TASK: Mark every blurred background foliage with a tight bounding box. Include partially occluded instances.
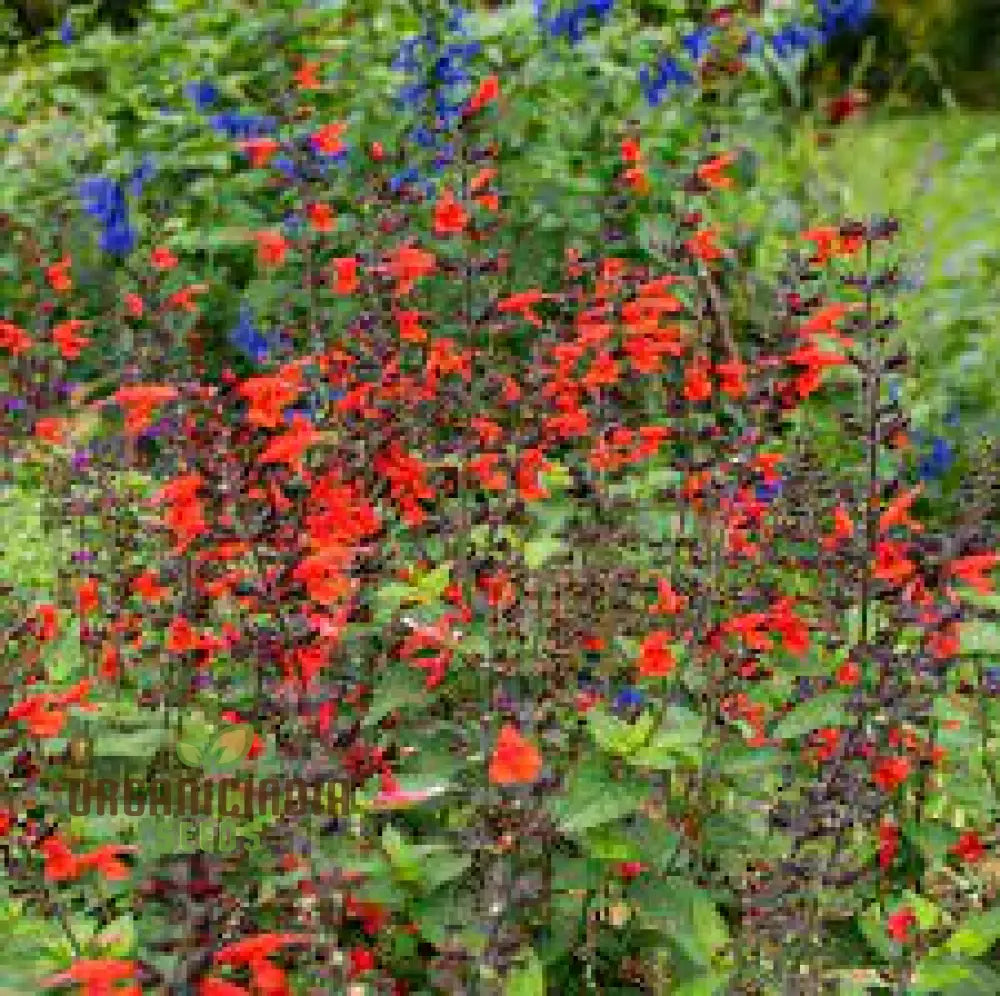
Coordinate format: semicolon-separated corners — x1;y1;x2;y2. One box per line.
3;0;998;109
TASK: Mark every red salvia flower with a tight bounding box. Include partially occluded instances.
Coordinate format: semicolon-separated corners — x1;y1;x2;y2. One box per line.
488;724;542;785
46;255;73;292
951;831;986;864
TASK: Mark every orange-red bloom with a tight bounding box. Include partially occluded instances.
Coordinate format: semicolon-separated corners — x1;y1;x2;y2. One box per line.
638;630;677;677
488;724;542;785
52;319;92;360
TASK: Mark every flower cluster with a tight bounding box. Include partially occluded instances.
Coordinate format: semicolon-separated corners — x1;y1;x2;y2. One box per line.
638;0;875;106
535;0;616;45
78;176;137;256
391;3;480;194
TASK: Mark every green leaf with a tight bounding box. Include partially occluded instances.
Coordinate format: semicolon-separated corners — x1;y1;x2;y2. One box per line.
946;906;1000;958
769;691;850;741
47;619;83;683
362;667;429;729
633;878;729;967
550;760;649;834
672;970;734;996
911;956;1000;994
419;850;472;892
523;535;565;570
415;562;451;601
587;705;656;757
504;947;544;996
628;705;703;767
381;824;423;884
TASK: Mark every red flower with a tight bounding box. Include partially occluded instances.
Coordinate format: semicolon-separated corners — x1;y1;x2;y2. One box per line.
240;138;280;168
34;602;60;642
878;820;899;871
330;256;359;295
872;755;911;793
214;934;310;969
696;152;736;190
41;835;80;881
254;231;289;267
466;74;499;114
380;244;436;297
165;283;209;312
114;383;179;435
199;980;249;996
150;246;178;270
305;202;335;233
488;724;542;785
46;255;73;292
77;843;136;881
638;630;677;678
947;552;999;595
497;289;553;328
683;358;713;403
886;906;917;944
836;659;861;687
52;319;92;360
310;122;347;156
617;861;647;880
132;571;169;603
124;292;145;318
0;318;33;355
43;957;138;995
649;578;687;616
878;483;924;535
76;577;100;615
684;227;723;262
348;947;377;978
36;416;70;446
951;831;986;864
433;186;468;236
294;60;322;90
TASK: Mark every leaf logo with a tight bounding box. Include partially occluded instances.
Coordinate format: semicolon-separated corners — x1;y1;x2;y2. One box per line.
176;724;256;771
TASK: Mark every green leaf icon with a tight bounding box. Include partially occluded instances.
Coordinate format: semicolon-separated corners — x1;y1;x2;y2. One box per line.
176;739;204;768
204;724;255;770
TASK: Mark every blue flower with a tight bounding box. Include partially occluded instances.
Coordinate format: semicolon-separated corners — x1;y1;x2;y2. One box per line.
985;667;1000;696
59;17;73;44
98;217;137;256
79;177;136;256
186;80;219;112
209;112;276;140
740;30;765;57
816;0;873;39
229;306;273;364
538;0;615;42
755;479;783;503
80;176;126;220
770;24;822;59
613;687;644;711
682;26;715;64
390;167;421;193
639;56;693;107
128;155;156;197
918;436;954;481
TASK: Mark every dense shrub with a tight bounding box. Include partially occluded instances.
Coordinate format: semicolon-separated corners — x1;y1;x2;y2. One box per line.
1;2;998;993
